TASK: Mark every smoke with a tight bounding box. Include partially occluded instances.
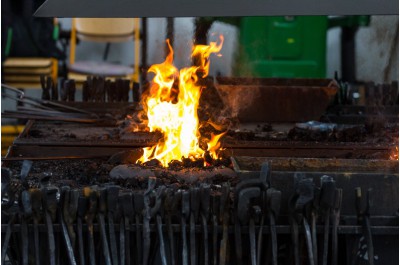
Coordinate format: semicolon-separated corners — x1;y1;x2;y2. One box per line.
215;85;260;119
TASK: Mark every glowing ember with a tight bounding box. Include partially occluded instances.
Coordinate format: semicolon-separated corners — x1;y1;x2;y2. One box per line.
390;146;398;161
138;36;224;167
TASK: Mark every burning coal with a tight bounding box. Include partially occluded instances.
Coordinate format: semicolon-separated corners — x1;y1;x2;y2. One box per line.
138;35;225;167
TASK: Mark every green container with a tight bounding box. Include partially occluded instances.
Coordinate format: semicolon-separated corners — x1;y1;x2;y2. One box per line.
232;16;328;78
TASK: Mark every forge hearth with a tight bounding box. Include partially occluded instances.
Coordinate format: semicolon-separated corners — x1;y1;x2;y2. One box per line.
1;76;398;265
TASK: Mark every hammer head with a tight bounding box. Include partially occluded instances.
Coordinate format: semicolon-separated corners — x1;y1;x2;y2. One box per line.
237;187;261;224
106;185;120;214
267;188;281;217
181;190;191;220
119;191;134;218
294;177;314;212
77;196;88;218
133;191;145;217
97;187;108;213
200;184;211;220
320;175;336;209
30;188;43;219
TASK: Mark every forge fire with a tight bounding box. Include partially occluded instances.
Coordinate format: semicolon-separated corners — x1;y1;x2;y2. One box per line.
138;36;225;167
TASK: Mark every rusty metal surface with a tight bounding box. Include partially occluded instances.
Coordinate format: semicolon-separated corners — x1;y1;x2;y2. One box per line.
215;77;338;122
233;156;399;173
10;120;394;160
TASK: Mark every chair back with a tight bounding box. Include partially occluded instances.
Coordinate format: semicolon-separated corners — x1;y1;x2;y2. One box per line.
69;18;140;82
74;18;136;42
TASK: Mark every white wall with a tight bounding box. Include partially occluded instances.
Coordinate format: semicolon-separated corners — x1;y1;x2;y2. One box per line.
356;16;399;83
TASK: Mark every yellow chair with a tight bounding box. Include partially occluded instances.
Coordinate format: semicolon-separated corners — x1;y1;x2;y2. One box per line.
2;57;58;89
69;18;141;86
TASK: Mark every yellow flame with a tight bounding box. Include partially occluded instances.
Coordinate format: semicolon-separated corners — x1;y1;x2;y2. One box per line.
207;131;227;159
138;36;224;167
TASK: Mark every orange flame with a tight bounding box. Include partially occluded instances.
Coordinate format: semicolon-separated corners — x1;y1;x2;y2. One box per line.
138;36;224;167
207;131;227;159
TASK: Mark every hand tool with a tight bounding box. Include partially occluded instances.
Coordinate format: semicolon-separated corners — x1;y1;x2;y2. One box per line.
1;205;17;265
267;188;281;265
133;191;145;265
219;183;230;265
107;185;120;265
235;165;270;265
250;205;261;265
40;75;51;100
237;187;261;265
84;187;98;265
60;79;68;101
46;76;55;100
289;173;314;265
256;190;267;265
181;190;190;265
1;168;13;210
234;211;243;265
116;79;123;102
82;80;90;102
97;77;106;102
109;82;117;102
77;195;88;265
20;190;32;265
352;187;375;265
30;189;43;265
363;189;374;265
58;78;66;101
153;187;167;265
297;177;315;265
132;82;140;102
67;79;76;102
190;187;200;265
123;80;130;102
164;188;179;265
200;185;211;265
331;188;342;265
2;83;99;117
119;191;134;265
97;187;113;265
119;210;125;265
86;76;94;101
320;175;336;265
211;193;220;265
311;186;320;265
302;216;314;265
62;79;75;101
143;184;167;265
104;80;111;102
255;163;273;265
20;160;33;182
63;188;79;249
51;77;58;100
143;177;157;265
42;186;58;265
59;187;77;265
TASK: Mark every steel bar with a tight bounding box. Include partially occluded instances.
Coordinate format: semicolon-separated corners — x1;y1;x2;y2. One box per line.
1;214;16;265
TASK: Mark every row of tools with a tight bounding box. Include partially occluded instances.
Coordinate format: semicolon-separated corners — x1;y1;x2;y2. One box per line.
1;163;375;265
2;75;139;104
2;77;140;124
39;76;140;103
